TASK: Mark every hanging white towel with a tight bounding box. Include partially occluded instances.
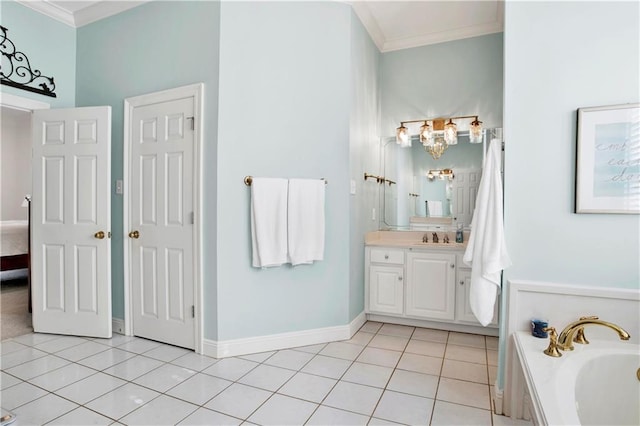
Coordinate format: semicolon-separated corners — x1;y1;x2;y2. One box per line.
251;177;289;268
287;179;325;266
463;139;512;326
427;200;443;217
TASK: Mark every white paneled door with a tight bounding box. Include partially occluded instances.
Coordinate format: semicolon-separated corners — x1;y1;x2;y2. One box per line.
128;96;195;349
31;107;112;338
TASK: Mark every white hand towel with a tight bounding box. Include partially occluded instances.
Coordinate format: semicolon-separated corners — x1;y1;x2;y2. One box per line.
251;177;289;268
287;179;325;266
463;139;512;326
428;200;443;217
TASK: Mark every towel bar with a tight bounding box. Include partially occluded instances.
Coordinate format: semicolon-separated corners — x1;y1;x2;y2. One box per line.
244;176;327;186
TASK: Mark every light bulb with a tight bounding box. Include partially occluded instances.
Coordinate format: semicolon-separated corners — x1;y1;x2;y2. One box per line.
396;125;409;146
469;117;483;144
420;122;433;146
444;119;457;145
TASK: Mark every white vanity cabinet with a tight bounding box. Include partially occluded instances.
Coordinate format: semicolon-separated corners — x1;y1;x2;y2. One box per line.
405;251;456;321
367;248;404;315
365;244;498;334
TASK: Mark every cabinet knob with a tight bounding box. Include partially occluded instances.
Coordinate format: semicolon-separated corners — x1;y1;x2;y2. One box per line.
398;276;403;281
460;280;464;285
450;263;455;269
384;254;389;259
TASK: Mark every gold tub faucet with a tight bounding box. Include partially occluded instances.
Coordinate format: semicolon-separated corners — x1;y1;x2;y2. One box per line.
557;316;630;351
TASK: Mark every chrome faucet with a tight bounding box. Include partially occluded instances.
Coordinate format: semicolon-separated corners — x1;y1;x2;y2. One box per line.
422;233;428;243
557;316;630;351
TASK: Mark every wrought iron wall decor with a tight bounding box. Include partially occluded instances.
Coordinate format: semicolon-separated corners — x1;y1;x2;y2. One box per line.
0;26;57;98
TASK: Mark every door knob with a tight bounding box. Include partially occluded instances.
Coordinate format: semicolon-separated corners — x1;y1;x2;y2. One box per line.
94;231;105;239
129;230;140;239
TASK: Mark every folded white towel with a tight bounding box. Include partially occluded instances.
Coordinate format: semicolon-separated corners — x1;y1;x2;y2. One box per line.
463;139;512;326
428;200;443;217
251;177;289;268
287;179;325;266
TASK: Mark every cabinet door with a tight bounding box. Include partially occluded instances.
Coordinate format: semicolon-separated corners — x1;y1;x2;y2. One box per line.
369;265;404;315
456;268;499;326
405;252;455;320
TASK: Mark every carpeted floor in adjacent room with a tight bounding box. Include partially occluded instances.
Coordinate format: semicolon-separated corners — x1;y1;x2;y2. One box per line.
1;277;32;340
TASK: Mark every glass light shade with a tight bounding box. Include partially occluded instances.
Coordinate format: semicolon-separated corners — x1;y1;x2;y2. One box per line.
396;125;409;146
469;118;483;144
444;120;457;145
420;122;433;146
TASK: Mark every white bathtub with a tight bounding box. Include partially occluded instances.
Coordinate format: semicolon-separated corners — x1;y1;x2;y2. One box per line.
513;331;640;425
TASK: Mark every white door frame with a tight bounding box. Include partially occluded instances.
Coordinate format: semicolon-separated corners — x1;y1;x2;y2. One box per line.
123;83;204;353
1;92;50;111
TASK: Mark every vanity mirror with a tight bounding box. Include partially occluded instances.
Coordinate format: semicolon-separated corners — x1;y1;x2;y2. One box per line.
383;129;502;229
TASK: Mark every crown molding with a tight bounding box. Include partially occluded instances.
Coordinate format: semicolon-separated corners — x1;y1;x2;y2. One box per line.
15;0;150;28
349;1;385;52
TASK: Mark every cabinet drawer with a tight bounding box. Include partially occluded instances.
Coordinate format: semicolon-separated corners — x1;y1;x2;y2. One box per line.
370;248;404;264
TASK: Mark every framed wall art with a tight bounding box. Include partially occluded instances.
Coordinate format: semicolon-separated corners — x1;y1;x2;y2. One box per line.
575;103;639;214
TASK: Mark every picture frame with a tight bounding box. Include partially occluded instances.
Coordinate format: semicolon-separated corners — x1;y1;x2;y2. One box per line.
575;103;639;214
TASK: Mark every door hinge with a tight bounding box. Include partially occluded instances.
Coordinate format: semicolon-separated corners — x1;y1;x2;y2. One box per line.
187;116;195;130
190;211;194;224
191;305;195;318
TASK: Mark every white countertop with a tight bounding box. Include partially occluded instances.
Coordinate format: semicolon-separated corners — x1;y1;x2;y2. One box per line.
365;230;468;250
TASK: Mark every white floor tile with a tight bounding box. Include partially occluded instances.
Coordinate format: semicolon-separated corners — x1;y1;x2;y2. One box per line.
277;371;337;403
12;393;78;425
102;355;164;381
405;339;446;358
373;390;434;425
344;331;375;346
238;351;275;363
33;335;88;353
448;332;486;349
368;334;409;351
0;346;48;369
319;341;365;361
248;394;317;425
85;382;160;420
342;361;393;388
359;321;383;333
178;407;241;425
91;334;136;347
170;352;218;371
306;405;369;426
300;354;352;379
133;363;196;393
0;381;48;410
167;373;232;405
115;338;162;354
368;417;403;425
292;343;327;354
5;354;69;380
143;344;191;362
412;328;449;343
76;347;137;371
263;349;314;370
204;383;272;419
436;377;491;410
378;323;414;337
431;400;492;425
386;369;439;398
202;357;258;381
29;362;95;391
444;344;487;365
356;347;401;368
492;412;534;426
119;394;198;426
54;340;110;362
56;372;127;405
237;364;295;391
323;381;383;416
46;406;113;425
441;359;489;384
10;332;60;347
0;341;28;355
0;371;22;390
397;352;443;375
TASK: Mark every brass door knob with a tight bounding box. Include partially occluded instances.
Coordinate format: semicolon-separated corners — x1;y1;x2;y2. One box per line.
129;230;140;239
94;231;105;239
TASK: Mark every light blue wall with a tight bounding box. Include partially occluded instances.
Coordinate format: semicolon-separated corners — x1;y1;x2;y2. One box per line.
499;0;640;389
75;1;221;327
381;33;504;138
216;1;352;340
0;0;76;107
349;10;381;320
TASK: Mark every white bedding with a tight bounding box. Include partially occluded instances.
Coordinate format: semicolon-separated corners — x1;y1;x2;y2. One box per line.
1;221;28;257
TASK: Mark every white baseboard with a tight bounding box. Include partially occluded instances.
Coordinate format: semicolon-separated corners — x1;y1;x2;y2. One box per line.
494;385;504;415
203;312;366;359
112;318;125;335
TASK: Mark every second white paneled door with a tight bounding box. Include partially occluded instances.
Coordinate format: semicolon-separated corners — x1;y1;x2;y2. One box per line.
127;90;198;350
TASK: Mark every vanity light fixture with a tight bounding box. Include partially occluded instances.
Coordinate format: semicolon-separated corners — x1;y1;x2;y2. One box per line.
395;115;483;159
427;168;455;181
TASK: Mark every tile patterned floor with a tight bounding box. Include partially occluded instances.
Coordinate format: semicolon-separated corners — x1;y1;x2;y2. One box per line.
0;321;533;425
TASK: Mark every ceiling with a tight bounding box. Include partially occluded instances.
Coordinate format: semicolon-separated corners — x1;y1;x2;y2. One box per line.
17;0;504;52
